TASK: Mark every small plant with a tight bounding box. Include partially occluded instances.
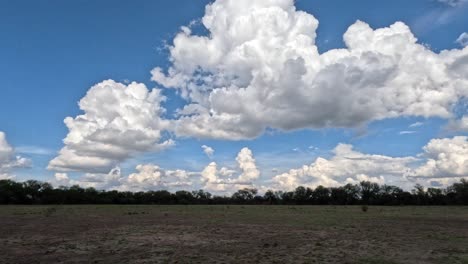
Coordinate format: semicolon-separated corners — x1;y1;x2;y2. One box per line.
361;204;369;212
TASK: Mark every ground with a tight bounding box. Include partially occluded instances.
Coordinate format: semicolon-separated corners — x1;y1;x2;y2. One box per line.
0;205;467;264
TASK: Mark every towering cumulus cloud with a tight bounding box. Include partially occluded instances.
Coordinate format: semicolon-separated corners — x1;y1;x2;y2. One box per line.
48;80;173;173
0;131;30;179
201;147;259;192
152;0;468;139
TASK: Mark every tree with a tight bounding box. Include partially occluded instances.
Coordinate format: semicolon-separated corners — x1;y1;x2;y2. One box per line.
263;190;277;204
293;186;312;204
175;190;194;204
232;188;258;203
412;184;426;205
312;185;330;205
451;179;468;205
360;181;380;205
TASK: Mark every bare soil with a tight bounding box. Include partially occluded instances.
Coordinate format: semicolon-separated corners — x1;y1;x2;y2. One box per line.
1;205;467;263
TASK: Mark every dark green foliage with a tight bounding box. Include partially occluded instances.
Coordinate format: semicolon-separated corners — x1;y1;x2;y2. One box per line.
0;179;467;205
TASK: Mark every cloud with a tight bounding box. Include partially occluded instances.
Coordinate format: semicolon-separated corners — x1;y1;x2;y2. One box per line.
152;0;468;140
446;116;468;131
399;131;417;135
236;147;260;182
48;80;174;173
345;174;385;185
201;147;260;192
409;122;424;128
53;165;194;191
456;32;468;47
16;146;54;156
50;137;467;193
0;131;31;179
410;136;468;179
271;136;467;192
123;164;193;191
201;145;215;158
438;0;468;7
271;143;416;191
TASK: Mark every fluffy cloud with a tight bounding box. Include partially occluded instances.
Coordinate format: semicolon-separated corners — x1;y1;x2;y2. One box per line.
0;131;30;179
201;145;215;158
446;116;468;131
123;164;193;191
50;138;467;193
236;147;260;182
271;143;416;191
48;80;173;173
456;32;468;47
152;0;468;140
53;165;194;191
410;136;468;179
201;147;260;192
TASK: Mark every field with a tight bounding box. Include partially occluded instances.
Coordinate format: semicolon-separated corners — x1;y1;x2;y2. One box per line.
1;205;467;264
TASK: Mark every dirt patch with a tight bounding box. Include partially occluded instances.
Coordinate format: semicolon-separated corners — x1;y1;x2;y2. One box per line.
0;205;467;263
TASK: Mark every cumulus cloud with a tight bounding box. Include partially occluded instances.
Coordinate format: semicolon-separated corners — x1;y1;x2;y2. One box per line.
123;164;193;191
50;138;468;193
201;147;260;192
456;32;468;47
0;131;30;179
48;80;174;173
446;116;468;131
271;143;416;191
151;0;468;140
410;136;468;179
53;164;194;191
201;145;215;158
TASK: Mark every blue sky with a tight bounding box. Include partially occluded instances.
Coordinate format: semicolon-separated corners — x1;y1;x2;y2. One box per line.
1;0;467;192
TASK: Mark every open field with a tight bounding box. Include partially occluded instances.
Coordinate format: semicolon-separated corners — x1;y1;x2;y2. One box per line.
1;205;468;264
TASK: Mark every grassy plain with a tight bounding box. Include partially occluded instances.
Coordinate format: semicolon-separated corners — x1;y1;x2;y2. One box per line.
1;205;467;263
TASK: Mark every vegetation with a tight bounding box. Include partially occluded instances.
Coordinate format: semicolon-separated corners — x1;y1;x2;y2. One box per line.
0;178;467;205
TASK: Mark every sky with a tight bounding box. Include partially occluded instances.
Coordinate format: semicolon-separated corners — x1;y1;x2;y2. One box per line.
0;0;467;194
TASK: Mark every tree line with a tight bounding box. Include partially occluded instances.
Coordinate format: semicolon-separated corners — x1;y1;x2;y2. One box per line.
0;179;467;205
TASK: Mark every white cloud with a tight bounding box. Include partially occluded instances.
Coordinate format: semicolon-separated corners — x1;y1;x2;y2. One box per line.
271;143;416;191
53;164;194;191
152;0;468;140
201;147;260;192
409;122;424;128
0;131;31;179
201;145;215;158
456;32;468;47
50;138;468;192
48;80;174;173
399;130;417;135
410;136;468;179
236;147;260;182
446;115;468;131
122;164;193;191
438;0;468;7
16;146;54;156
